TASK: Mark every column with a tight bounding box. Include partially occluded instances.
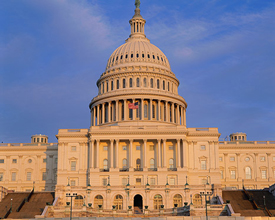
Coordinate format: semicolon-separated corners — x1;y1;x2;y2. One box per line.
158;100;161;121
129;139;133;168
177;139;181;168
163;139;167;168
209;141;214;170
188;141;193;169
115;139;119;168
177;105;180;124
182;140;188;168
143;139;147;168
108;102;111;123
157;139;161;168
115;100;119;121
254;153;258;180
236;153;240;180
224;153;228;180
96;140;100;168
102;103;105;123
93;107;96;126
90;140;94;168
124;99;127;120
267;153;272;180
165;101;168;122
97;105;100;125
172;103;175;123
110;139;114;168
180;106;183;125
183;108;186;126
149;99;153;120
141;99;144;120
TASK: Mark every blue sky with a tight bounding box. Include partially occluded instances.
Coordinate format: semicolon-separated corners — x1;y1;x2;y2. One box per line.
0;0;274;143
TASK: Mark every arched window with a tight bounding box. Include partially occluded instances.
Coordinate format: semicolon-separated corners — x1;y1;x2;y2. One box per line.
111;81;114;90
74;195;83;207
168;82;170;91
136;158;141;169
173;194;182;207
122;159;127;169
169;158;174;168
106;81;109;92
129;78;132;87
157;79;160;89
163;81;165;90
117;80;119;89
102;83;104;93
153;194;163;209
152;104;155;118
150;78;153;88
245;167;252;179
123;79;126;88
114;195;123;210
150;158;155;168
136;78;140;87
144;104;148;118
103;159;108;170
193;194;202;206
144;78;147;87
94;195;103;208
122;102;124;120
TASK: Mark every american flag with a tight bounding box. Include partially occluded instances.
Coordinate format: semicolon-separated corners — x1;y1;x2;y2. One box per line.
128;102;139;109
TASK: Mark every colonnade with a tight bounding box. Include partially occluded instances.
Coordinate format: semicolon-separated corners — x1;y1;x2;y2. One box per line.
91;98;186;126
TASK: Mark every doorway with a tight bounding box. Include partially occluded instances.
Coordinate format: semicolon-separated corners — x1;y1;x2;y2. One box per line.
134;194;143;213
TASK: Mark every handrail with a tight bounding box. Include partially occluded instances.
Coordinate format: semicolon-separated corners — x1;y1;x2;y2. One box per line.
26;188;34;202
264;207;272;217
16;198;26;212
3;207;11;218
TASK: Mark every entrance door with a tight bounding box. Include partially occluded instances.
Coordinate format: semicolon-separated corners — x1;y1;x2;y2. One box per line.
134;194;143;213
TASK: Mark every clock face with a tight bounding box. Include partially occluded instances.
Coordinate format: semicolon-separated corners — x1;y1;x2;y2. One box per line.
245;157;250;162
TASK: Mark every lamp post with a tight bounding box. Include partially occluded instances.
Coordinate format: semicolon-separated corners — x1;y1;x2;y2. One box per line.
66;193;77;220
10;198;13;213
200;191;213;220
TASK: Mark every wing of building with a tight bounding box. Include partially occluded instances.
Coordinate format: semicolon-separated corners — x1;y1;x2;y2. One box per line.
0;2;275;218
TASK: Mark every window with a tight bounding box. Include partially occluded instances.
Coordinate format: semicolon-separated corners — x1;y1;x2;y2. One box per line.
168;82;170;91
71;161;76;171
11;172;16;181
114;195;123;210
153;194;163;209
122;146;127;151
163;81;165;90
245;167;252;179
150;159;155;168
123;79;126;88
26;172;32;181
12;159;17;163
103;159;108;169
169;146;173;150
144;104;148;118
143;78;147;87
131;53;133;58
122;178;127;186
136;159;141;169
260;156;266;161
136;53;139;58
103;146;108;151
245;157;250;162
220;170;224;179
150;178;155;185
117;79;119;89
261;170;267;179
219;157;223;162
122;159;127;168
201;160;206;170
193;194;202;206
102;178;107;186
136;146;140;150
102;83;104;93
75;195;83;207
149;145;154;151
170;178;175;185
106;82;109;92
150;78;153;88
157;79;159;89
136;178;141;185
129;78;132;87
71;146;76;151
28;159;32;163
94;195;103;208
152;104;156;118
230;170;236;179
111;81;114;90
42;172;47;181
169;158;174;168
173;194;182;207
136;78;140;87
43;158;47;163
0;173;3;181
71;180;76;186
200;145;206;150
230;157;235;162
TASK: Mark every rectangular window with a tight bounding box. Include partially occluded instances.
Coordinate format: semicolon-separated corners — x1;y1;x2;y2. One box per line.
0;173;3;181
117;80;119;89
136;146;140;150
122;146;127;151
11;172;16;181
201;160;206;170
220;170;224;179
0;159;4;163
260;156;266;161
111;81;114;90
12;159;17;163
169;146;173;150
150;178;155;185
230;157;235;162
103;146;108;151
122;178;127;186
230;170;236;179
71;180;76;186
43;158;47;163
170;178;175;185
136;178;141;185
219;157;223;162
71;146;76;151
71;161;76;171
42;172;47;181
26;172;32;181
261;170;267;179
102;178;107;186
200;145;206;150
149;145;154;151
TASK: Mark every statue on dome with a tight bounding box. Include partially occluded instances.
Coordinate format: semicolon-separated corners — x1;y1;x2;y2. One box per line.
135;0;140;8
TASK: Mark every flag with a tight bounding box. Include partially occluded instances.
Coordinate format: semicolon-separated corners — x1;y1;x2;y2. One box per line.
128;102;139;109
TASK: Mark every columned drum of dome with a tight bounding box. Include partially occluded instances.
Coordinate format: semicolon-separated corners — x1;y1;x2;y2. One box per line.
89;6;187;127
